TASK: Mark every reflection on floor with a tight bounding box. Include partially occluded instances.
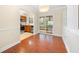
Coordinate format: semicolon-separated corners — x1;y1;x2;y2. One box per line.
20;32;33;40
2;33;67;53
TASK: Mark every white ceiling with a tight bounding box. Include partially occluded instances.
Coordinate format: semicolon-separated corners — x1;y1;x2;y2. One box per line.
19;5;66;13
30;5;66;12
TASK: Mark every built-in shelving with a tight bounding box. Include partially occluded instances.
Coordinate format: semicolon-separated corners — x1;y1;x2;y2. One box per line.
20;16;34;34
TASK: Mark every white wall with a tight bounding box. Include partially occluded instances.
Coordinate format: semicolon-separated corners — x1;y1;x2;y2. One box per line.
63;5;79;52
38;8;65;36
67;6;78;29
0;6;20;52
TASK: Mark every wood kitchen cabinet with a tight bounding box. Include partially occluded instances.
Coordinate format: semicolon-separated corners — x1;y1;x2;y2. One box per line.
24;25;33;33
20;16;26;22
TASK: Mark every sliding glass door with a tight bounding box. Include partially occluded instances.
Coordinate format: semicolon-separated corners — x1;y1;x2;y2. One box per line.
39;16;53;34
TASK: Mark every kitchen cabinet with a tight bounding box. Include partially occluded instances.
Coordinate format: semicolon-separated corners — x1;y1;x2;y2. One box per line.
24;25;33;33
20;16;26;22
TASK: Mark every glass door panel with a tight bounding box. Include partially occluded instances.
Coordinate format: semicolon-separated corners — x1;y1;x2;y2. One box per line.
39;16;53;34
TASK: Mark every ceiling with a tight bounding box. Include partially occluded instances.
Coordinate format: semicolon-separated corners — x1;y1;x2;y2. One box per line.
29;5;66;12
19;5;66;14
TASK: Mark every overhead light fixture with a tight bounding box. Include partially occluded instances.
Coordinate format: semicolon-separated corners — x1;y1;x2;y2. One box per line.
39;5;49;12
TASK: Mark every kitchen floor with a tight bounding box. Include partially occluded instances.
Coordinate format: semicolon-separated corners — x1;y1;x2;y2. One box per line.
2;33;67;53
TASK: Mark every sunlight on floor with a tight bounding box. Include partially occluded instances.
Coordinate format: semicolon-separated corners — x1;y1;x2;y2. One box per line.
20;32;33;41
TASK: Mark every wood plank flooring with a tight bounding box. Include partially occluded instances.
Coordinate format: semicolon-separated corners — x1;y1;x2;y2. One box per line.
2;33;67;53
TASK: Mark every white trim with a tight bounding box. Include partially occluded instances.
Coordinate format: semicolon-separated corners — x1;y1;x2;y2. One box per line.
62;37;70;53
0;40;20;53
38;31;62;37
62;27;70;53
53;33;62;37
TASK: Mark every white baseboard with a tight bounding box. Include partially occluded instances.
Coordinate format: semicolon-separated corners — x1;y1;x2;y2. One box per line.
0;40;20;53
62;37;70;53
53;33;62;37
38;32;62;37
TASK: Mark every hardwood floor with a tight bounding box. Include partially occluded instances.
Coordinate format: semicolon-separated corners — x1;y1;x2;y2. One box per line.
2;33;67;53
